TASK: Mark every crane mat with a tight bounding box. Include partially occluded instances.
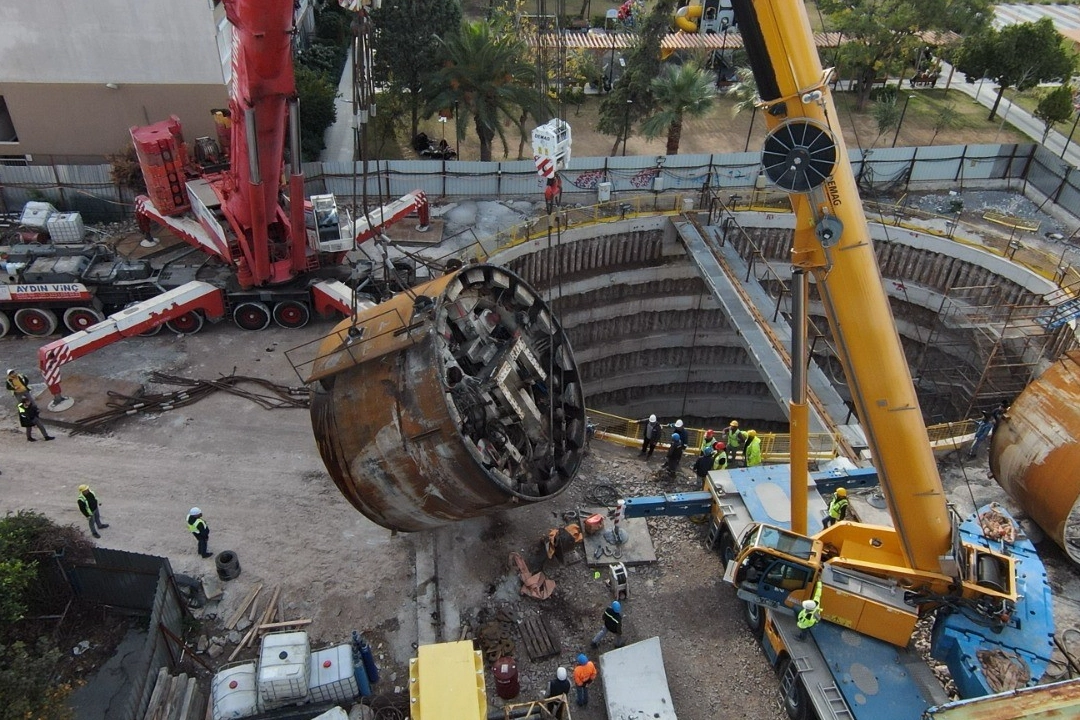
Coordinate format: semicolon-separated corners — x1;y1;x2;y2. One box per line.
518;615;559;661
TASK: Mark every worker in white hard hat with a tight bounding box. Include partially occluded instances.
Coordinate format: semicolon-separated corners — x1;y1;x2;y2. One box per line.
545;665;572;718
186;507;212;558
797;581;823;640
638;414;662;460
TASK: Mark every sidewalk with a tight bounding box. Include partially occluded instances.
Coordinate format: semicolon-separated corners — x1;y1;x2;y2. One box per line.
319;52;357;164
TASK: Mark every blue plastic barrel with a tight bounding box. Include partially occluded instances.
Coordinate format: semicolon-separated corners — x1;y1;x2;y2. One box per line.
359;635;380;684
352;631;372;696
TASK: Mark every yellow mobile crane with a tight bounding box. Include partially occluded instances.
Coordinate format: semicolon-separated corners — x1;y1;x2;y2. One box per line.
718;0;1056;717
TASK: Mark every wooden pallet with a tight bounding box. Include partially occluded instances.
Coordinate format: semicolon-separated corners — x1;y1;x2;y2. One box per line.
518;615;559;661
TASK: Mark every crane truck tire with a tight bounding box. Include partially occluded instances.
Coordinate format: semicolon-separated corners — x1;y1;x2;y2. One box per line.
0;311;9;338
232;302;271;331
272;300;310;329
14;307;59;336
990;348;1080;563
63;306;105;333
779;656;810;720
165;312;204;335
743;598;765;638
308;264;586;532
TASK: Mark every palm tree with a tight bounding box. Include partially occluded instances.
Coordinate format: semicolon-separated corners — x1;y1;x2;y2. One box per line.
426;22;547;162
640;63;717;155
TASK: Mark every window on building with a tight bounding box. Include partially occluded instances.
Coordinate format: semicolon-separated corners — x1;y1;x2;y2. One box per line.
0;97;18;143
0;155;29;167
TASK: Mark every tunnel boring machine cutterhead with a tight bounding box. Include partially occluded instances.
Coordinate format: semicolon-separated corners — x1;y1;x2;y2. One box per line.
308;264;586;532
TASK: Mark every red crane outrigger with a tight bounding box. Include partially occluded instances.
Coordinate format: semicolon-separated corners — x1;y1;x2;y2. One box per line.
39;0;429;409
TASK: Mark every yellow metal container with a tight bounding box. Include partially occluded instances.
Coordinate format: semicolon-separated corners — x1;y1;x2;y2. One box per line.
409;641;486;720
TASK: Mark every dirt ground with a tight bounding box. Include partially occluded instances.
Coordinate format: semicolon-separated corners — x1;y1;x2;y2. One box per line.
3;190;1079;719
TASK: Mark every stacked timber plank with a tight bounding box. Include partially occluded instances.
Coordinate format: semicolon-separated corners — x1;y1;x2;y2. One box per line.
226;585;312;662
142;667;205;720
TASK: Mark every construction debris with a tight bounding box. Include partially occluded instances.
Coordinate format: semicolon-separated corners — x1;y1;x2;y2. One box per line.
141;668;204;720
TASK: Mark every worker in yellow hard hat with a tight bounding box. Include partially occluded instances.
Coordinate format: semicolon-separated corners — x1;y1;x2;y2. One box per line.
725;420;746;466
823;487;849;528
77;484;108;539
744;429;762;467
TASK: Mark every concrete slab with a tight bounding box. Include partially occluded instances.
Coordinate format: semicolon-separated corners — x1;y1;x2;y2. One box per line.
600;636;678;720
37;373;145;430
389;217;445;247
580;509;656;567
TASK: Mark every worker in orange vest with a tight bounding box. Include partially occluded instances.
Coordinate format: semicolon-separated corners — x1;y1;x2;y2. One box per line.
573;653;597;707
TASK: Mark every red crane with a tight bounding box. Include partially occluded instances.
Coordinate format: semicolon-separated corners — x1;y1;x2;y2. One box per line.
38;0;429;408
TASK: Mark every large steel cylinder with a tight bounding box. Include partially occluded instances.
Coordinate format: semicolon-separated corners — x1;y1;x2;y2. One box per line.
990;349;1080;562
308;264;586;532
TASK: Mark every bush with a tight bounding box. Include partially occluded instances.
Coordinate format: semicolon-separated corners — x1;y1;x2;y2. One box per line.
870;84;898;103
0;639;75;720
295;65;338;161
108;145;148;194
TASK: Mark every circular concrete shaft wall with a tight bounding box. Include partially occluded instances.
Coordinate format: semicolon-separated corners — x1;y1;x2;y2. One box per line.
991;349;1080;563
309;264;586;532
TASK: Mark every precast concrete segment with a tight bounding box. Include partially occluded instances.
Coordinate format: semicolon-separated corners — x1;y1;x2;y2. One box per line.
309;265;586;532
991;349;1080;564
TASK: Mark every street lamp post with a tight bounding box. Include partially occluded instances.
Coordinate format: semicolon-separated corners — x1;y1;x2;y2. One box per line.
438;115;447;142
1061;109;1080;160
623;98;633;156
744;105;757;152
891;95;914;148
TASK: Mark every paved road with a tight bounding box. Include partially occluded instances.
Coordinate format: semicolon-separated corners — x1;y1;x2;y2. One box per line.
319;52;357;164
936;61;1080;168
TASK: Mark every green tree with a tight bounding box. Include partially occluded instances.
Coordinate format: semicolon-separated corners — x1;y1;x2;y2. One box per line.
370;0;463;140
597;0;676;155
929;101;962;145
426;21;546;162
818;0;992;110
0;639;74;720
1035;85;1076;143
640;63;717;154
955;18;1076;121
295;65;339;161
871;92;903;149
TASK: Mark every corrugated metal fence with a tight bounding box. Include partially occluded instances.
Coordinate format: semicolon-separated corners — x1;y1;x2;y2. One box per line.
68;549;188;720
1;143;1075;224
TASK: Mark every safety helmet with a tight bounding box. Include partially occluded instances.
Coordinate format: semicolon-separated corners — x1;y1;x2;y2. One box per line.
6;368;14;375
704;446;714;456
705;429;714;438
78;484;90;492
189;507;201;516
836;487;847;498
729;420;739;428
802;599;818;611
747;429;757;438
556;667;567;681
649;414;657;423
612;600;621;612
577;654;588;665
674;419;684;428
714;441;726;450
671;433;680;443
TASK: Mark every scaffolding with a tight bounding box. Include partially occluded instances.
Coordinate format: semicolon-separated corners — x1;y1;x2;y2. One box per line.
913;281;1078;421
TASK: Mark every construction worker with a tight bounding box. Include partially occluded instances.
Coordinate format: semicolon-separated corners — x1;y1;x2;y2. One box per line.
667;418;685;443
638;414;662;459
544;666;572;719
822;487;849;528
725;421;746;466
744;429;763;467
591;600;624;649
5;368;31;400
187;508;213;558
18;398;54;441
77;484;109;538
664;432;685;474
573;653;597;707
711;441;728;470
797;581;823;640
700;428;716;454
694;446;716;483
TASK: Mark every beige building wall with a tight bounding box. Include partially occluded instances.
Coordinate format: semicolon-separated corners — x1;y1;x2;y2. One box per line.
0;0;229;161
0;82;229;161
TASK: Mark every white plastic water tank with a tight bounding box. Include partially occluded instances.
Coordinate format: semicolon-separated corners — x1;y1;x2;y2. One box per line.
312;708;349;720
46;212;85;244
682;197;695;212
308;644;359;704
597;182;613;202
258;631;311;708
211;661;258;720
20;201;58;229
